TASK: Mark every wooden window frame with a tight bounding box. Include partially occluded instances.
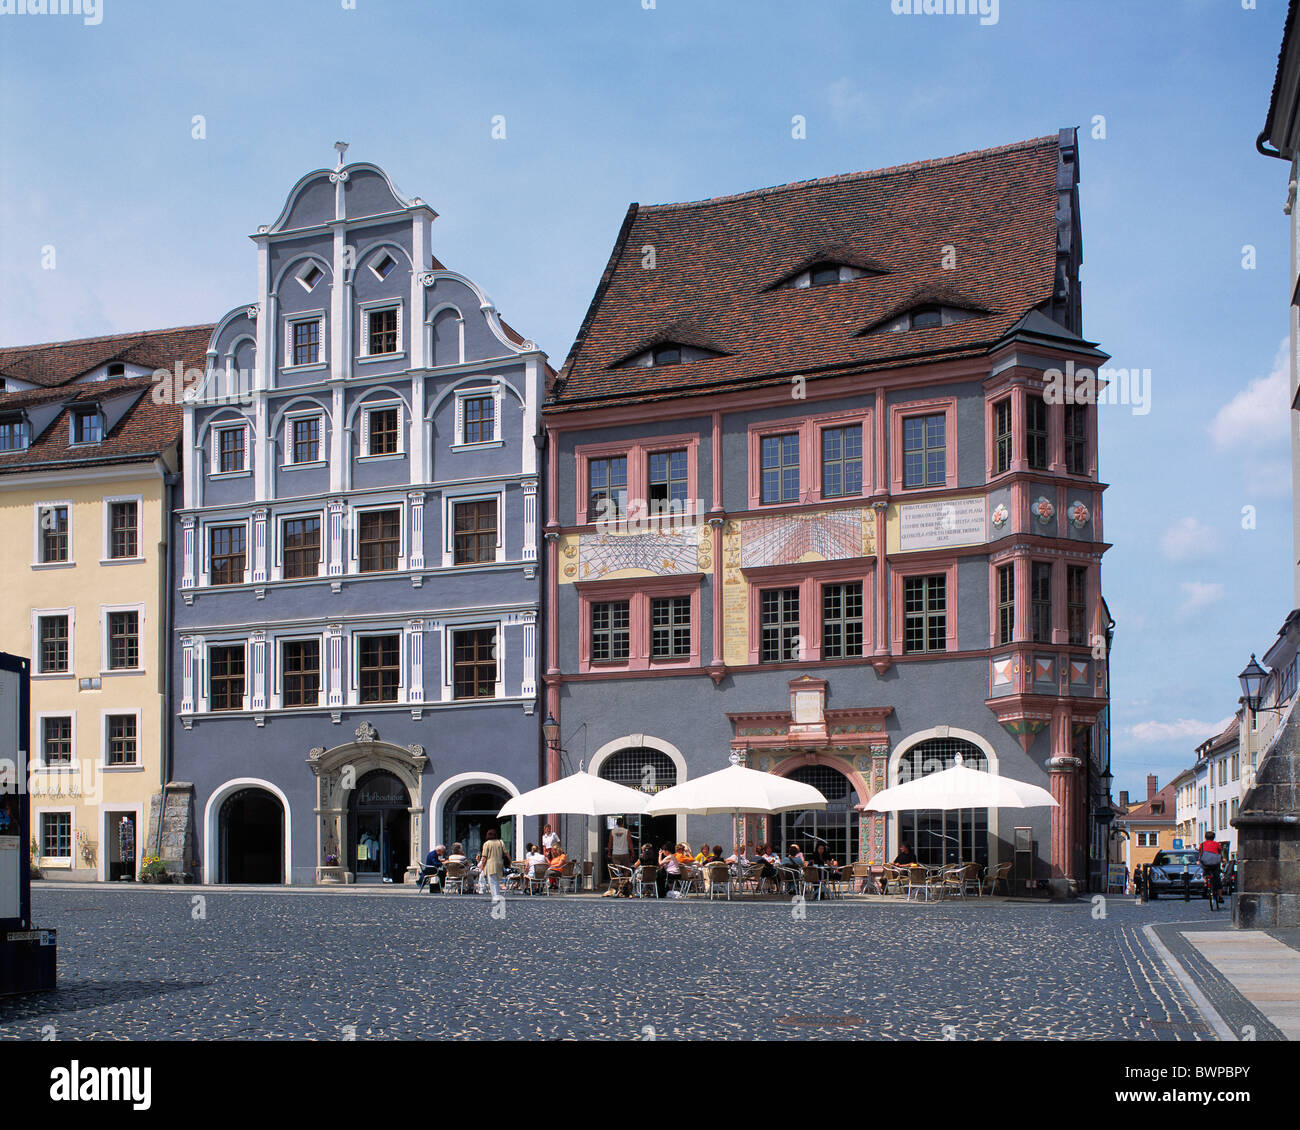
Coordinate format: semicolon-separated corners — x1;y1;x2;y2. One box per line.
576;576;702;672
889;398;957;495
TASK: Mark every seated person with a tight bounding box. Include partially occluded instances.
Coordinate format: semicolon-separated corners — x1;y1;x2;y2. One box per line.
879;841;918;894
673;842;693;867
447;842;468;865
525;843;547;870
547;844;567;888
709;844;726;863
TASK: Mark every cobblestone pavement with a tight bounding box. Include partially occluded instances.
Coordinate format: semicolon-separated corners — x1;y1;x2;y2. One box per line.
0;886;1231;1041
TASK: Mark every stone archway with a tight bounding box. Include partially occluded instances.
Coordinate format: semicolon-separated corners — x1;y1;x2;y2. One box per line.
306;721;428;884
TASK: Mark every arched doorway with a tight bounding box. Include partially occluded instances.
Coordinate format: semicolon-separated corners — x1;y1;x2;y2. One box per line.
597;748;677;872
897;737;989;867
219;787;284;884
772;764;861;864
443;783;514;861
348;770;412;883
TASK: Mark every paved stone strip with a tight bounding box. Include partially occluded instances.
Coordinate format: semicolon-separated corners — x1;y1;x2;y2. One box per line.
1183;930;1300;1039
0;887;1226;1041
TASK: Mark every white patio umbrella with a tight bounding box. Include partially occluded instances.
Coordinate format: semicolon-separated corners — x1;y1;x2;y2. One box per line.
496;770;650;888
858;753;1057;812
645;756;829;877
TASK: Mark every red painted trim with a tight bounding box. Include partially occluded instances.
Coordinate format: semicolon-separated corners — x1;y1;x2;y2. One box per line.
744;559;875;665
575;433;701;526
710;411;722;512
889;558;959;655
745;405;872;511
710;519;723;666
575;575;702;673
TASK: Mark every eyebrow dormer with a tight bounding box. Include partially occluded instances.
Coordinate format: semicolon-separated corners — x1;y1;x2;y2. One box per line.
768;247;889;292
610;321;730;370
858;288;990;335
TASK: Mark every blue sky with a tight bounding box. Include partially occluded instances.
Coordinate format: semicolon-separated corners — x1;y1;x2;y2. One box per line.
0;0;1293;795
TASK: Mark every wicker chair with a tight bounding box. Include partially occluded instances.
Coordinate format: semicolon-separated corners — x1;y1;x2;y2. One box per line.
704;862;732;900
905;864;934;901
525;861;550;895
983;861;1013;895
555;860;580;894
443;861;468;895
606;864;633;897
635;864;660;899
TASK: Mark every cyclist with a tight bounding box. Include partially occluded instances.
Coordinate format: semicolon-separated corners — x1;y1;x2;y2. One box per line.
1198;831;1224;907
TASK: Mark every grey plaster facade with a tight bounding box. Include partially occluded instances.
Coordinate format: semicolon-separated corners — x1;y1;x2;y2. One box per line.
170;156;547;885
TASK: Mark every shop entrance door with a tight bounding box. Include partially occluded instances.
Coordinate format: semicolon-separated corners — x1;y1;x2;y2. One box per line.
349;771;411;883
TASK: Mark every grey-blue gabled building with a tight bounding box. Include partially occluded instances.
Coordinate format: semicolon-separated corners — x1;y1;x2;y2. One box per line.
171;152;547;884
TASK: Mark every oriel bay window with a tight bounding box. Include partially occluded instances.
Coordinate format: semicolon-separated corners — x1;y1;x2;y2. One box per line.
1031;562;1052;643
209;525;246;585
358;635;400;703
993;398;1012;475
1025;394;1048;471
453;628;497;699
1065;403;1088;475
282;516;321;579
358;509;401;573
996;563;1014;645
209;645;245;711
1068;565;1088;646
281;640;321;707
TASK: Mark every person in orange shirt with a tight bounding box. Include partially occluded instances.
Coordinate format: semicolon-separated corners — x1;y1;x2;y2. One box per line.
546;844;567;889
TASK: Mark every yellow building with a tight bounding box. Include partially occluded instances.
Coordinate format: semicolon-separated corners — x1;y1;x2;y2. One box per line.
1116;775;1178;875
0;326;209;880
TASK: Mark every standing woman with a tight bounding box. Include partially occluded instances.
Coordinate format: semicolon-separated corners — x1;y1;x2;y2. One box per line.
480;827;508;902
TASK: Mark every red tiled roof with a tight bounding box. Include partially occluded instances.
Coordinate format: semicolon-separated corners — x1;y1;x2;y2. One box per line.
0;375;182;475
0;324;213;391
1124;783;1177;822
548;135;1067;412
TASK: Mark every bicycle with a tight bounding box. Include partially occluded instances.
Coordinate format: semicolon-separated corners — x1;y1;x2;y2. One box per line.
1204;864;1223;911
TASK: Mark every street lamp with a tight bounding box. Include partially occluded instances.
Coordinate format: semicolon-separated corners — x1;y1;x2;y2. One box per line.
1238;655;1268;713
542;712;560;749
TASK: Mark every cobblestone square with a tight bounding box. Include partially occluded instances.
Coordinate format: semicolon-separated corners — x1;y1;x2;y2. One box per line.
0;886;1246;1041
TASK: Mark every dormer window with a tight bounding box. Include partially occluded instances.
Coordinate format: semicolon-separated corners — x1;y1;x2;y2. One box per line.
106;362;125;378
72;408;103;445
370;253;396;281
777;260;881;290
296;262;324;292
809;264;841;287
0;417;28;452
652;346;681;367
910;305;942;329
875;305;981;334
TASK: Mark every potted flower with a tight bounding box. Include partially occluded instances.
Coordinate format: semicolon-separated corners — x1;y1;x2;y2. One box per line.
138;853;170;883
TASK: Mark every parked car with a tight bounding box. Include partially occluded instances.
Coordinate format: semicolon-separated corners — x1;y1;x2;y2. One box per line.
1147;849;1209;898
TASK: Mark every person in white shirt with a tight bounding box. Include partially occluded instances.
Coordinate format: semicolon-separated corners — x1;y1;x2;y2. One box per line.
541;823;560;850
607;818;634;869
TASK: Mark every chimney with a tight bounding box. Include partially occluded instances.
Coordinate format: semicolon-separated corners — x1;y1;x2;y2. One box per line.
1118;790;1129;809
1147;774;1158;801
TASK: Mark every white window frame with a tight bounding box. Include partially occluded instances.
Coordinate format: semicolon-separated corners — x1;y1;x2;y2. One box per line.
351;628;406;707
444;621;504;703
205;638;251;714
210;421;251;477
351;500;406;574
0;416;30;452
101;708;143;771
32;499;73;567
295;261;326;293
359;400;406;459
36;806;75;868
441;488;506;568
101;603;145;675
274;509;325;583
283;311;327;371
369;251;398;282
202;517;252;587
452;384;504;449
272;633;326;710
34;711;77;769
284;409;327;468
31;607;75;678
101;494;143;563
358;299;404;361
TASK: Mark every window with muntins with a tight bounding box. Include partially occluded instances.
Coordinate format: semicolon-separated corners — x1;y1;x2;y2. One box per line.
106;715;137;766
107;611;139;670
210;526;246;586
463;396;495;444
453;500;497;566
588;456;628;521
359;636;400;703
282;640;321;707
41;813;71;858
209;645;245;711
996;564;1014;646
367;308;399;355
1031;562;1052;643
994;399;1012;475
73;410;103;444
109;501;138;559
358;509;400;572
902;415;945;489
820;425;862;498
292;320;320;366
42;717;71;765
39;616;68;673
1026;395;1048;471
292;417;320;464
650;596;691;659
1064;403;1087;475
217;427;245;473
367;408;399;456
760;587;800;662
40;506;68;563
760;433;800;504
903;575;947;653
453;628;497;699
822;582;863;659
648;450;689;509
282;517;321;579
591;601;631;663
0;419;28;452
1067;565;1087;646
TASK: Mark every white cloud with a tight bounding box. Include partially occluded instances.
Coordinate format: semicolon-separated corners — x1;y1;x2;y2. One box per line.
1209;337;1290;451
1176;580;1225;619
1159;516;1220;562
1127;716;1233;744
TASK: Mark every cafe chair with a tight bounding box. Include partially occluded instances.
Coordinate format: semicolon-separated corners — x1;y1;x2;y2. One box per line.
526;861;551;895
443;861;468;895
635;864;660;898
705;862;732;900
982;861;1013;896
